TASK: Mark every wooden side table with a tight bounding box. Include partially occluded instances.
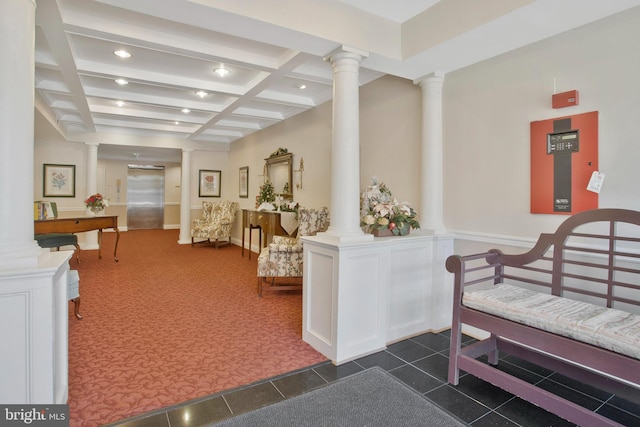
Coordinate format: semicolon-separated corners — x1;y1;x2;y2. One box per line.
241;209;291;259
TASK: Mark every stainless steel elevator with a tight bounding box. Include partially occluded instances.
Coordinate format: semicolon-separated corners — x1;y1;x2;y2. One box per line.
127;165;165;230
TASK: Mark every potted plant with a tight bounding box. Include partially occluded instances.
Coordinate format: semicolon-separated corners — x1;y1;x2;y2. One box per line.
256;180;276;210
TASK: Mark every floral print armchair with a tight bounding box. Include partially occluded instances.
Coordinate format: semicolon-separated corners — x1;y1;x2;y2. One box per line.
191;200;239;248
257;207;329;296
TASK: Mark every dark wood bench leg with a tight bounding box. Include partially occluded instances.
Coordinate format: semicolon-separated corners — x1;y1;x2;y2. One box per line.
72;297;82;319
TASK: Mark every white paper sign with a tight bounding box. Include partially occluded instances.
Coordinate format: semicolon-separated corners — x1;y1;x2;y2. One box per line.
587;171;605;193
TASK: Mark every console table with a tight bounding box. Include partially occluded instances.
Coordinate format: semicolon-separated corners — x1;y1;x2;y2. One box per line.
241;209;297;259
35;215;120;261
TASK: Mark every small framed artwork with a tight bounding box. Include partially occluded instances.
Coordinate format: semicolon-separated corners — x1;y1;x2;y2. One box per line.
199;169;221;197
43;164;76;197
239;166;249;198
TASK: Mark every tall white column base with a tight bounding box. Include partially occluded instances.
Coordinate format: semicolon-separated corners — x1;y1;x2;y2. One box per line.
302;233;454;365
0;242;43;269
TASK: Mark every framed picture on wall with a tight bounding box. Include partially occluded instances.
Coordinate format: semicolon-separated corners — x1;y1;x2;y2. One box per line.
239;166;249;198
43;164;76;197
199;169;221;197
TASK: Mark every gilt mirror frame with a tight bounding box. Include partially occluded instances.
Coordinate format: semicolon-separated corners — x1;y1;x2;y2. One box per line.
265;153;293;199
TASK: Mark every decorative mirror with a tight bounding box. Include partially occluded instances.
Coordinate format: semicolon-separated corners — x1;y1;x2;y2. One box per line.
265;152;293;198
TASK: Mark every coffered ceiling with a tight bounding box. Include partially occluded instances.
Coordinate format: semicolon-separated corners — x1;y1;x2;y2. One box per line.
34;0;640;161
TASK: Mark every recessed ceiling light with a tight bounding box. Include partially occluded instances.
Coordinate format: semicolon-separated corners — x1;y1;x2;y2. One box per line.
181;108;191;113
116;100;126;107
295;83;307;90
115;78;128;85
195;90;208;98
113;50;131;59
213;67;230;78
174;121;180;125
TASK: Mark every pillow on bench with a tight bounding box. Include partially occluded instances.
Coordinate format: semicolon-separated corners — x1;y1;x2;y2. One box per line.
463;283;640;360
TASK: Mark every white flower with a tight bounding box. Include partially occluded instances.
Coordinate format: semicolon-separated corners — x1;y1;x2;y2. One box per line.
397;203;412;215
360;177;420;234
377;217;389;226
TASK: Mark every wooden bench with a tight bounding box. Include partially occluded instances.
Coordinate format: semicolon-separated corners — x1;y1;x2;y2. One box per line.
446;208;640;427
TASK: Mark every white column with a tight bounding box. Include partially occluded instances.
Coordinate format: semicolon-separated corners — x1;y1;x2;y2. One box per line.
322;46;372;242
178;149;193;244
85;143;99;198
83;142;99;249
415;72;446;234
0;0;40;269
0;0;70;405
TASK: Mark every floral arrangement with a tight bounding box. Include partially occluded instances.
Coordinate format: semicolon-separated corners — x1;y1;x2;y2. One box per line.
360;177;420;236
85;193;108;211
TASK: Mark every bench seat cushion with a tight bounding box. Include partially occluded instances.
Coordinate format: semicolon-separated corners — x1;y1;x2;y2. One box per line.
463;283;640;360
35;233;78;248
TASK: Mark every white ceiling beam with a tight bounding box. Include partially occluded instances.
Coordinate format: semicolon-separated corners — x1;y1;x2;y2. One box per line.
35;0;96;131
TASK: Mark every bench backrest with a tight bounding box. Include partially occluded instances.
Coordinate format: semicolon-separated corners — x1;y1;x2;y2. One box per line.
491;209;640;312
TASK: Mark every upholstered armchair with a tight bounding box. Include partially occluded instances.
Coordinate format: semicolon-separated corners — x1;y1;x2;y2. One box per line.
191;200;239;248
257;207;329;297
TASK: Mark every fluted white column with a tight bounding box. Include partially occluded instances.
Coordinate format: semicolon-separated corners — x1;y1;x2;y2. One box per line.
415;72;446;234
323;47;372;242
178;149;193;244
83;142;100;249
0;0;40;268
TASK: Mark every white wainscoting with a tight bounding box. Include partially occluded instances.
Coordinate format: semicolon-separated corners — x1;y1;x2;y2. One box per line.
302;232;454;365
0;251;71;403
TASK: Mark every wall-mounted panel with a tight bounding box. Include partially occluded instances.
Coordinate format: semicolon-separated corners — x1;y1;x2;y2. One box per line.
530;111;598;214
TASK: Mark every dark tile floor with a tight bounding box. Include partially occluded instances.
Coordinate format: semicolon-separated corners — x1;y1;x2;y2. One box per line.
104;330;640;427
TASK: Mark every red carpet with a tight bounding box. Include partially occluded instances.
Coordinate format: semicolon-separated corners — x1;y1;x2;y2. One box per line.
67;229;326;426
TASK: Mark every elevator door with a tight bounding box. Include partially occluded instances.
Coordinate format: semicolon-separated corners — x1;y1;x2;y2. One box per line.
127;165;164;230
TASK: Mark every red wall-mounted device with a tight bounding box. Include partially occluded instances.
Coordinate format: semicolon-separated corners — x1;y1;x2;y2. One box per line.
552;90;579;109
530;111;598;214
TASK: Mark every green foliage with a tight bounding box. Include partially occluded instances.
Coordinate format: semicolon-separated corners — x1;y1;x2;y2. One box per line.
257;180;276;204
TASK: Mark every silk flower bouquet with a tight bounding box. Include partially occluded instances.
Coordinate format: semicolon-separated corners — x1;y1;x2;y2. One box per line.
360;178;420;236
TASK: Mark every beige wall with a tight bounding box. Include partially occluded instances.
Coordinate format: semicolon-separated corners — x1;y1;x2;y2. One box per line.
226;74;423;242
34;139;87;216
33;138;225;232
444;8;640;255
359;75;422;207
